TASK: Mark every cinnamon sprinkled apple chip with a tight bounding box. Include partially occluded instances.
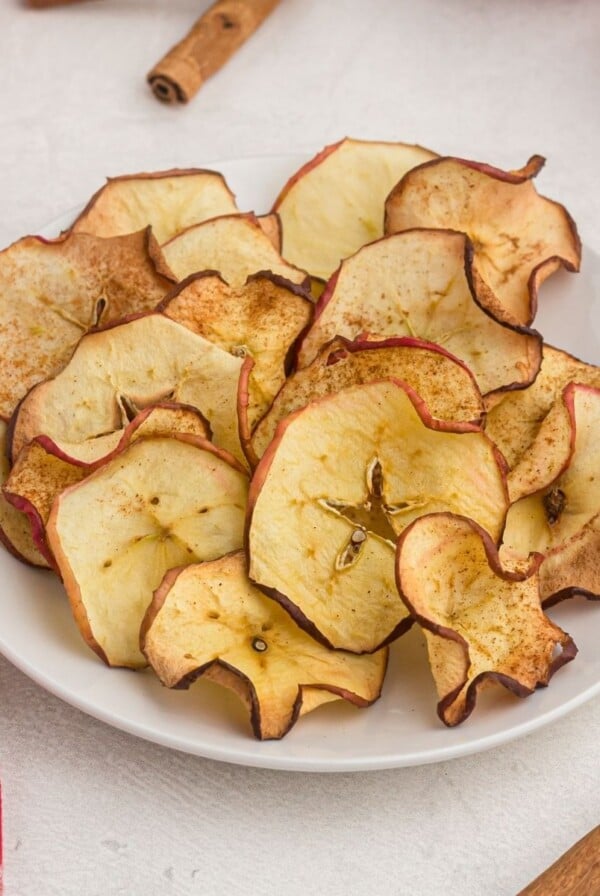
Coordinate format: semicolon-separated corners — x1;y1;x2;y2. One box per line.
485;345;600;469
244;336;484;467
501;383;600;601
396;513;577;726
385;156;581;325
0;229;174;420
296;229;542;399
142;551;387;740
161;271;312;431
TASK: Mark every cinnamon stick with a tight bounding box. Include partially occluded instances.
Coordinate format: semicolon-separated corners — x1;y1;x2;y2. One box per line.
25;0;91;7
517;826;600;895
147;0;281;104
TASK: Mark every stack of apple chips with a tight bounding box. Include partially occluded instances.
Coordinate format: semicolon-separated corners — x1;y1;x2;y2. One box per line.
0;140;597;739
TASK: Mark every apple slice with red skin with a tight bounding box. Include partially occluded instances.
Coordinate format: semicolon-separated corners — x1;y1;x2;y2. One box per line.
242;335;485;468
0;420;49;568
295;229;542;400
501;383;600;601
385;156;581;326
160;271;313;432
247;379;508;653
4;403;211;568
396;513;577;726
273;138;437;281
141;551;388;740
541;513;600;606
69;168;239;244
0;228;175;421
485;345;600;469
162;213;309;289
10;312;246;465
46;433;249;668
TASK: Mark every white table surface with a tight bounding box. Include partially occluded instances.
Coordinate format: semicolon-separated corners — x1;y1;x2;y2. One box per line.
1;1;599;894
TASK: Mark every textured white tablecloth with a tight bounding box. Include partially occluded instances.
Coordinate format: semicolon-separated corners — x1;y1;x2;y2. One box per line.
1;2;599;894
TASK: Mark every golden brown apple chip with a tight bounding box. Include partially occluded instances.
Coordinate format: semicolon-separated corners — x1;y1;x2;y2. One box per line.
247;380;508;653
257;213;282;252
160;271;312;431
396;513;577;726
70;169;239;244
273;138;437;281
0;229;174;420
0;420;49;568
296;230;542;398
501;384;600;599
142;551;387;740
245;336;484;467
541;513;600;605
162;213;309;288
485;345;600;469
10;313;246;465
46;434;249;668
4;404;211;566
385;156;581;325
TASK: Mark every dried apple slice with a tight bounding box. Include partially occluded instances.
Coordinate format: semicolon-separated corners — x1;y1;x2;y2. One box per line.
296;230;542;398
4;404;211;565
142;551;387;740
245;336;484;466
257;213;282;252
485;345;600;469
0;420;49;568
541;513;600;605
10;313;245;464
502;384;600;579
273;138;437;281
46;434;249;668
0;229;174;420
396;513;576;726
385;156;581;325
247;379;508;653
161;271;312;430
162;213;309;288
70;169;239;243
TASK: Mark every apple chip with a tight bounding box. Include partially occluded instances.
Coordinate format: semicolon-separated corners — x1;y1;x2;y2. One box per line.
273;138;437;281
247;380;508;653
0;229;174;420
385;156;581;325
296;230;542;398
485;345;600;469
0;420;48;568
396;513;577;726
257;213;282;252
161;272;312;430
502;385;600;591
46;434;249;668
245;336;484;466
4;404;211;565
162;213;309;289
541;513;600;605
142;551;387;740
70;169;239;244
10;313;246;464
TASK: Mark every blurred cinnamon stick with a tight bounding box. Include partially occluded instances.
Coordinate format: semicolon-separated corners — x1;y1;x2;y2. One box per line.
517;826;600;895
147;0;281;104
25;0;91;7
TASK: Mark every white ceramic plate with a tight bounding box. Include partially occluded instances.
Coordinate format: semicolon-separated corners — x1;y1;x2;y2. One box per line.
0;154;599;772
